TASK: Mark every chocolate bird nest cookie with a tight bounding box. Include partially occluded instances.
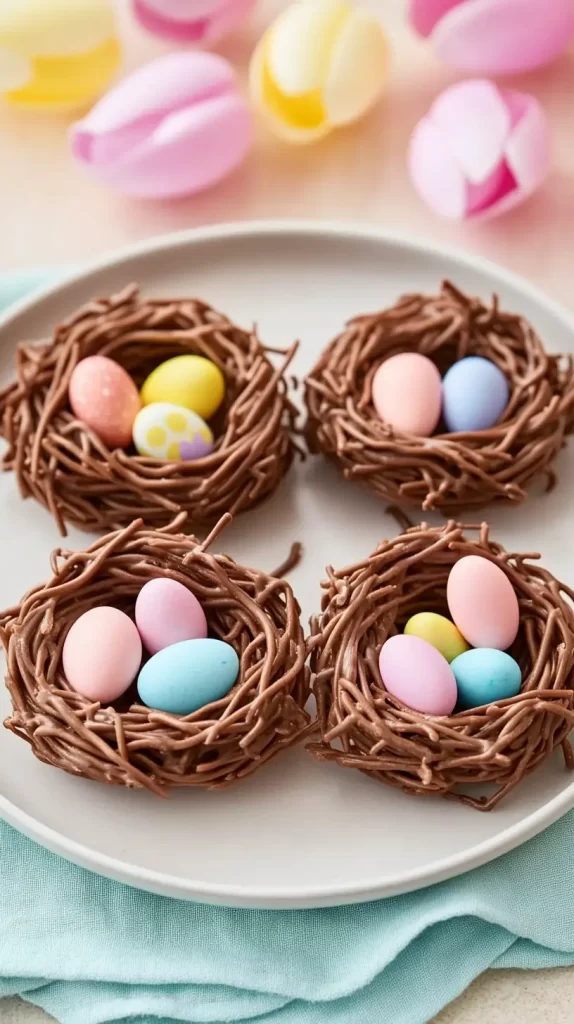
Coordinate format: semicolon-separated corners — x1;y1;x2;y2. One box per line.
0;284;296;535
308;520;574;810
304;282;574;513
0;515;310;795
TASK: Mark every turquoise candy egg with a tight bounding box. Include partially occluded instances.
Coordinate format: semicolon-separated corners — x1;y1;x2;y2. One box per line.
451;648;521;710
137;637;239;715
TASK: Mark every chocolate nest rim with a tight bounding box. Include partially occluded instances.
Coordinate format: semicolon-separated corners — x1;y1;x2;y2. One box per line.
304;281;574;513
307;519;574;811
0;284;297;536
0;514;310;796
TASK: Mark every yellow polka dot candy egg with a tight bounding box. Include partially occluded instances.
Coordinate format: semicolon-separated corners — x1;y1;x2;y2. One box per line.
133;403;214;461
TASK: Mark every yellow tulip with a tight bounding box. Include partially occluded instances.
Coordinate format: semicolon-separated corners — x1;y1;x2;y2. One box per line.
0;0;120;110
249;0;389;143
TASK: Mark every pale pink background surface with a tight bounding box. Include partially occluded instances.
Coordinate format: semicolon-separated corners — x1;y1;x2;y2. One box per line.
1;2;574;1021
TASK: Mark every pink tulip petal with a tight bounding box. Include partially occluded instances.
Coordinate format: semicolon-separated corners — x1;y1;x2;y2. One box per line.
72;52;235;136
430;79;509;183
466;161;515;215
408;0;465;37
83;92;251;197
433;0;574;74
408;116;468;219
133;0;210;41
142;0;225;21
502;91;551;196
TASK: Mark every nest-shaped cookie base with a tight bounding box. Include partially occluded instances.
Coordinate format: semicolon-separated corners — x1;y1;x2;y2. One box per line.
308;521;574;810
0;515;310;795
0;284;296;535
304;282;574;513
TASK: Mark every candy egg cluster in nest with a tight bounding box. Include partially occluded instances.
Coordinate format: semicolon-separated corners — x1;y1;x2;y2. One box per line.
304;281;574;513
0;284;296;535
308;520;574;810
0;515;310;795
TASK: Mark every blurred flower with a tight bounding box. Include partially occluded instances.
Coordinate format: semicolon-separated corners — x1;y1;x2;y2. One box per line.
408;79;550;220
249;0;389;144
70;52;252;198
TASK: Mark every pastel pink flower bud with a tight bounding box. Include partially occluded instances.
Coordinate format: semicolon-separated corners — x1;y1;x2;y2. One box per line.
70;52;252;198
408;79;550;220
408;0;574;75
131;0;254;46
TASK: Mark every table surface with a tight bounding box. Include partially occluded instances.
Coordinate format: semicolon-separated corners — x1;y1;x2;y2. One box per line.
2;1;574;1021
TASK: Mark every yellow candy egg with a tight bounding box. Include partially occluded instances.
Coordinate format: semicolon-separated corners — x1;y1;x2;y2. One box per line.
249;0;390;144
133;403;214;461
140;355;225;421
0;0;120;110
403;612;469;664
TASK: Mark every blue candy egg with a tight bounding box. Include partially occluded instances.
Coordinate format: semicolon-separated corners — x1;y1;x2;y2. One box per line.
442;356;509;433
137;637;239;715
451;648;521;710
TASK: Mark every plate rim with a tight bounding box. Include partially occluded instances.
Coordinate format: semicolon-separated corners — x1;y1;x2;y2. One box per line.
2;218;574;909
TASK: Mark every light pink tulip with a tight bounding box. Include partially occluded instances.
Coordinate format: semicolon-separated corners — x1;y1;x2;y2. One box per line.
132;0;254;45
70;52;252;198
408;80;550;220
408;0;574;75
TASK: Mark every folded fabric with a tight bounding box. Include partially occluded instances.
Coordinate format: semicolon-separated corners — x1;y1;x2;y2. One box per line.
0;270;573;1024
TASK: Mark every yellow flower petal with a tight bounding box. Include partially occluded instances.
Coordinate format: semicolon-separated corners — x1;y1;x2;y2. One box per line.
267;0;348;96
0;0;115;56
5;37;120;109
250;32;332;144
323;8;389;125
0;48;31;91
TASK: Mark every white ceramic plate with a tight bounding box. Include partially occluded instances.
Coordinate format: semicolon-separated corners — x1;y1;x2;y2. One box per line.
2;222;574;909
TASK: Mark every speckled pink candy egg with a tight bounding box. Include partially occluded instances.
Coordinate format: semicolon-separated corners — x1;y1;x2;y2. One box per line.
378;634;457;716
68;355;141;448
372;352;442;436
63;606;142;702
447;555;519;650
135;577;208;654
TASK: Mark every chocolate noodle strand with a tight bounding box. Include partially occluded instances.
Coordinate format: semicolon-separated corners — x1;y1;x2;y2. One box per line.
0;285;298;536
305;282;574;513
0;516;311;795
308;520;574;810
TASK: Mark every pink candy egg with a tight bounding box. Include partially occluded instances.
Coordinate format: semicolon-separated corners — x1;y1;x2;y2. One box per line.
63;606;142;703
408;80;550;221
408;0;574;76
379;634;457;716
447;555;519;650
70;52;252;198
135;577;208;655
372;353;441;436
69;355;141;449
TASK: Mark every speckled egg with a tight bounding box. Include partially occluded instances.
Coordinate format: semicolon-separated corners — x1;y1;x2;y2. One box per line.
135;578;207;654
442;356;509;433
451;648;522;710
69;355;141;449
132;402;214;461
137;637;239;715
372;353;442;436
62;606;142;703
140;355;225;420
447;555;519;650
378;634;457;716
404;612;469;663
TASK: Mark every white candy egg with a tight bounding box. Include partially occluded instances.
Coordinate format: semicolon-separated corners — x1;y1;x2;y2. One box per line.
132;402;214;461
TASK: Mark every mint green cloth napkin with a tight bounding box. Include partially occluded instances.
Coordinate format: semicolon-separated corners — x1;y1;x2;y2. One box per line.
1;270;574;1024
